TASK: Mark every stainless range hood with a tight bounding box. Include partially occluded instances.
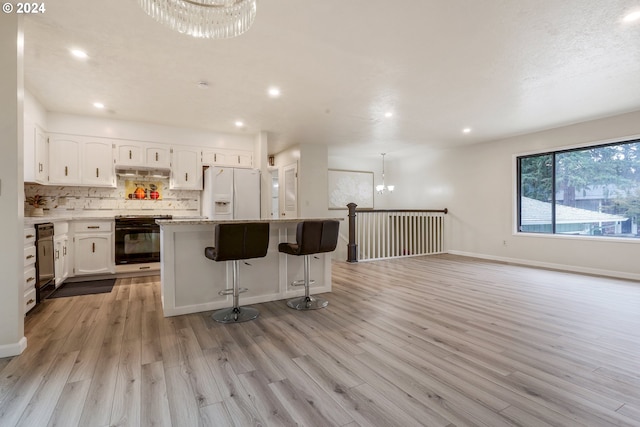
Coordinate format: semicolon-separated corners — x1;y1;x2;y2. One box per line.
115;167;170;178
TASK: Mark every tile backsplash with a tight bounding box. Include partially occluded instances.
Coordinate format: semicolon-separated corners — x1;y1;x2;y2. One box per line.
24;176;200;217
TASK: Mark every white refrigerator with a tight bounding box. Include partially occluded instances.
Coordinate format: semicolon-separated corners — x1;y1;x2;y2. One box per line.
202;167;261;220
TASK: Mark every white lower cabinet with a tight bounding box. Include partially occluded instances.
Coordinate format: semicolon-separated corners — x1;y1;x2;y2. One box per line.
73;220;115;276
54;221;70;286
23;226;37;314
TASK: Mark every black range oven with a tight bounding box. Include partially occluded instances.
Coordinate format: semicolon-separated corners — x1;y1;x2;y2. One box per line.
115;215;171;265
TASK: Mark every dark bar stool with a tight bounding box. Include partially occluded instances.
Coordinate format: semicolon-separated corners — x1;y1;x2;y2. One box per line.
204;222;269;323
278;220;339;310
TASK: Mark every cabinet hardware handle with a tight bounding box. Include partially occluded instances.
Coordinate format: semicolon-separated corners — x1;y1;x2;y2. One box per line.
43;247;47;256
63;246;67;256
185;172;188;181
27;277;35;282
26;254;34;259
26;234;34;238
87;226;100;229
129;150;132;159
96;168;100;178
139;266;151;270
237;156;240;164
56;249;60;260
38;163;43;172
155;152;159;161
214;153;217;162
92;243;96;253
27;299;35;305
65;166;68;176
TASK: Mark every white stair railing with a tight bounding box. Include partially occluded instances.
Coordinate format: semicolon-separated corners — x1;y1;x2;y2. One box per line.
346;204;448;262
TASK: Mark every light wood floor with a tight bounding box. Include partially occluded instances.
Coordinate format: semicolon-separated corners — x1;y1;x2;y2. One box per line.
1;254;640;426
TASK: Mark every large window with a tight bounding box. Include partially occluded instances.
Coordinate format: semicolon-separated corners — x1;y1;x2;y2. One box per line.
517;139;640;238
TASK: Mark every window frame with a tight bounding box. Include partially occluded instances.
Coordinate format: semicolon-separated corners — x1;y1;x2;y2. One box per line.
516;136;640;240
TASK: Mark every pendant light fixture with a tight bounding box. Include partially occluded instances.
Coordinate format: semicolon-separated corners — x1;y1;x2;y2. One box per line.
376;153;394;194
138;0;257;39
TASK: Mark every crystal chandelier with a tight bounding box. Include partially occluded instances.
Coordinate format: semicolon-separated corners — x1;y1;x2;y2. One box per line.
376;153;395;194
138;0;257;39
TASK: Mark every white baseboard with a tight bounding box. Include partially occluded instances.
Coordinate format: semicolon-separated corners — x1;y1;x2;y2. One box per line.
447;250;640;281
0;336;27;358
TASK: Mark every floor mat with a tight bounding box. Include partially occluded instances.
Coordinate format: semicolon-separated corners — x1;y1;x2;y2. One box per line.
47;278;116;298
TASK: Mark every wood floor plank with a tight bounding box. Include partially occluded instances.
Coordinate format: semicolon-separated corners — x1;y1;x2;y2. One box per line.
109;338;142;427
45;379;91;427
140;361;172;427
14;351;78;427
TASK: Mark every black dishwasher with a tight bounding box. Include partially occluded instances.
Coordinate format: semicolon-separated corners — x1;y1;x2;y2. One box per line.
35;223;55;303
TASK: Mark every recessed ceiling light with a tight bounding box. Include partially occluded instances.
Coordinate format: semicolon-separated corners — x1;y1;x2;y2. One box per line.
623;11;640;22
384;111;393;118
70;49;88;59
93;102;105;109
268;87;281;98
235;120;244;128
462;127;472;134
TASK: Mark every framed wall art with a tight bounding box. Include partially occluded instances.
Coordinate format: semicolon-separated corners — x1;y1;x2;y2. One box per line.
327;169;374;209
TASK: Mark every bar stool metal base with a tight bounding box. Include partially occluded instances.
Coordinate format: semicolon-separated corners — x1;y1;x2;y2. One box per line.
212;306;259;323
287;295;328;310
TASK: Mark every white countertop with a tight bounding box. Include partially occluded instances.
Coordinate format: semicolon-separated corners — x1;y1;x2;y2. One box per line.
156;217;343;226
24;215;204;226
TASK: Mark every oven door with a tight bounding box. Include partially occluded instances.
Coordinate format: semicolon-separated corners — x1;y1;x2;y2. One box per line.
115;224;161;265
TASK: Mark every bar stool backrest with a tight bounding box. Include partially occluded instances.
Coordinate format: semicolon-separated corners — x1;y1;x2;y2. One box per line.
213;222;269;262
296;220;340;255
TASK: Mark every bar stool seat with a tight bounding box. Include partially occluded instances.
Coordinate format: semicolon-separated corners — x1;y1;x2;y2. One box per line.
204;222;269;323
278;220;339;310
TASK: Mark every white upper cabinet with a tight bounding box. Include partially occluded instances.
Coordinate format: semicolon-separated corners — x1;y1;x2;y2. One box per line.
116;143;144;166
170;146;202;190
83;140;116;187
24;125;49;184
115;141;171;169
202;148;253;168
49;134;115;187
145;145;171;168
49;135;82;185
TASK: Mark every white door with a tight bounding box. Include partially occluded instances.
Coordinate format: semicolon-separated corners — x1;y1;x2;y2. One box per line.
281;162;298;218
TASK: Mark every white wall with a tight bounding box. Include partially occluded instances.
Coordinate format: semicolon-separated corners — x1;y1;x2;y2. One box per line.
0;14;26;357
298;144;329;218
394;110;640;279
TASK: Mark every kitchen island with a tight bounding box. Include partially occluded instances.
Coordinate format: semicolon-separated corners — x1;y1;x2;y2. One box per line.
156;218;342;317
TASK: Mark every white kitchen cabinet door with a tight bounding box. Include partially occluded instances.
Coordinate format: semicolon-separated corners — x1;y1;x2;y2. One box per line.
54;235;70;286
170;147;202;190
34;127;49;183
83;140;115;187
116;143;144;166
24;125;49;184
146;145;171;168
74;233;114;275
236;151;253;168
49;136;81;185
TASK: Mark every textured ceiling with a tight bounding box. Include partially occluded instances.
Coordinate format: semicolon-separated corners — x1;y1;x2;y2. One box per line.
23;0;640;156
